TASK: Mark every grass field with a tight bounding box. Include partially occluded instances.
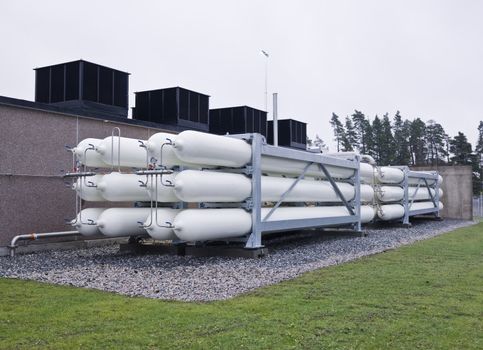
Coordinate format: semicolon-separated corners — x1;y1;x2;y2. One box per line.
0;222;482;349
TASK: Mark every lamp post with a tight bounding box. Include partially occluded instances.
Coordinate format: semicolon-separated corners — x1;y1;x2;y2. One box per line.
261;50;269;114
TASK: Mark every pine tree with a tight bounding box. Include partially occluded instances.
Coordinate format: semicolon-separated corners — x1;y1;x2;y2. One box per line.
363;119;374;157
314;134;328;152
476;121;483;195
409;118;427;165
351;110;368;153
393;111;411;165
476;121;483;154
329;113;345;152
371;115;384;162
450;132;473;164
380;114;395;164
425;120;448;165
343;117;357;151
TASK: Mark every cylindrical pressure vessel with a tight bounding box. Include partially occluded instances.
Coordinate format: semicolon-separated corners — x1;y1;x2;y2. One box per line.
376;186;443;203
409;201;444;212
144;172;180;202
97;172;151;202
173;170;374;203
146;133;202;169
96;208;150;237
374;167;404;184
174;170;251;202
173;130;252;167
376;186;404;202
173;130;374;180
72;175;104;201
409;187;442;201
73;138;108;168
408;174;443;186
377;204;405;221
72;208;106;236
172;206;375;241
143;208;181;240
96;136;148;169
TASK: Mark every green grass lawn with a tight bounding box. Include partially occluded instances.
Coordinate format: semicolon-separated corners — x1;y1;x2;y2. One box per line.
1;223;482;350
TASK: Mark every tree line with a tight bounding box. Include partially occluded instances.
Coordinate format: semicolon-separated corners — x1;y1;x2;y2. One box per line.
326;111;483;194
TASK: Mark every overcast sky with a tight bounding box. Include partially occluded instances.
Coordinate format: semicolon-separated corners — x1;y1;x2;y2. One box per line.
1;0;482;149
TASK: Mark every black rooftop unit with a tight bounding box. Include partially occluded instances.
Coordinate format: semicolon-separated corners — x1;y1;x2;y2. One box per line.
132;87;209;132
267;119;307;150
209;106;267;137
34;60;129;119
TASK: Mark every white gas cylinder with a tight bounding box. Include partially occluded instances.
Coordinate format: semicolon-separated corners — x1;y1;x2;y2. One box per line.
374;167;404;184
72;175;104;201
173;170;374;203
73;138;107;168
146;133;201;169
96;208;150;237
173;130;252;167
377;204;405;221
172;206;375;241
72;208;106;236
143;208;181;240
96;136;148;168
97;172;151;202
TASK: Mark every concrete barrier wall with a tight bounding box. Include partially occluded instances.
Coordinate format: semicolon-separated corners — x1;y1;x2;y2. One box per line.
411;165;473;220
0;105;172;247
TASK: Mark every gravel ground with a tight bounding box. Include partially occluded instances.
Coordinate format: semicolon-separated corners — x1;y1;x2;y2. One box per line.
0;219;475;301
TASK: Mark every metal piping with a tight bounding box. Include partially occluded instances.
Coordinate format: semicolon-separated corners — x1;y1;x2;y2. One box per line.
9;231;80;257
272;93;278;146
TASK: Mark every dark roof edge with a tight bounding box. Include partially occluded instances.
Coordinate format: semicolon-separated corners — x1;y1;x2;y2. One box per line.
209;105;267;112
0;95;186;132
134;86;210;97
268;118;306;123
33;59;130;75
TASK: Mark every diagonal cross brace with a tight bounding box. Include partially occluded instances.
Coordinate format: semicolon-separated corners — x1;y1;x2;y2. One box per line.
423;178;438;208
318;163;355;216
262;161;313;222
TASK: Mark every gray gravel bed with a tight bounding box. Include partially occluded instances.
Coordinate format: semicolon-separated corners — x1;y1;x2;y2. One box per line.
0;219;475;301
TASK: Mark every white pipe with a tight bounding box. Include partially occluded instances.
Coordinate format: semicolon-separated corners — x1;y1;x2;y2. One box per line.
9;231;80;257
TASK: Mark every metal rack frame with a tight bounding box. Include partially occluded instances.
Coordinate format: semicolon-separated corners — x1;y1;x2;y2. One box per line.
383;166;440;225
402;168;440;225
65;129;363;250
228;133;362;249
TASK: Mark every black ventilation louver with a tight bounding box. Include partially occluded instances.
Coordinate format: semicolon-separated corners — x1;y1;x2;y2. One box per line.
267;119;307;150
209;106;267;137
132;87;209;132
34;60;129;118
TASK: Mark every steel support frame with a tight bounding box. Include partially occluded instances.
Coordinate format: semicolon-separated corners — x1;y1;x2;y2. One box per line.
400;168;440;224
242;133;361;249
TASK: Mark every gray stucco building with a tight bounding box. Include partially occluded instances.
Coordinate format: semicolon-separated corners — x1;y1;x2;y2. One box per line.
0;95;181;252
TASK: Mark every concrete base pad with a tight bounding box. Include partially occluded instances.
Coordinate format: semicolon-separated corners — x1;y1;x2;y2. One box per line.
119;242;185;255
119;242;268;258
185;246;268;258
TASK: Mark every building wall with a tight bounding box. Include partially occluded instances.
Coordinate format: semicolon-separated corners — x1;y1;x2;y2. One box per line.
0;105;172;247
411;165;473;220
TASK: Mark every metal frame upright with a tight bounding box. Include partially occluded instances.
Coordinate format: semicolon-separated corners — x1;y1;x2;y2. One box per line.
231;133;362;249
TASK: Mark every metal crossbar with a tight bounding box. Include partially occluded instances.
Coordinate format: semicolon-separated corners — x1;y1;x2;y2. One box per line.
317;163;355;216
262;162;313;222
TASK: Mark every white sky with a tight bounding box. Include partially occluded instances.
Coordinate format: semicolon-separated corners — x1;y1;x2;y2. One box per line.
1;0;482;149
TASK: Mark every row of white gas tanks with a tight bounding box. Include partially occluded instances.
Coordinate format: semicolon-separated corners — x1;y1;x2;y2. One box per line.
73;201;443;242
73;130;442;186
74;170;442;204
